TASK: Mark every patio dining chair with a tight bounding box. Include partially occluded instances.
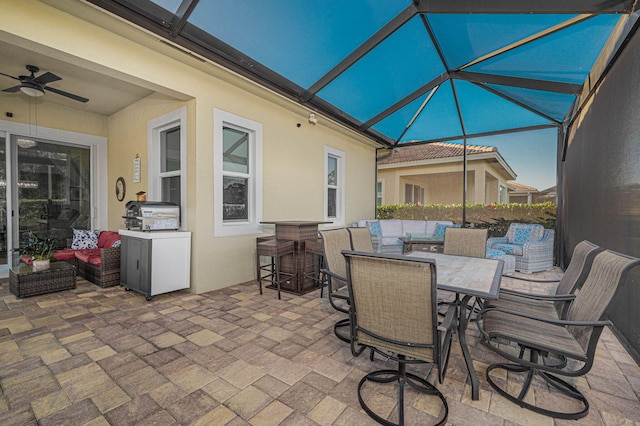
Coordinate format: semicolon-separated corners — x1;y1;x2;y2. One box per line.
477;249;640;419
442;227;487;258
319;228;352;342
440;227;488;314
343;250;452;426
485;240;604;319
347;227;375;252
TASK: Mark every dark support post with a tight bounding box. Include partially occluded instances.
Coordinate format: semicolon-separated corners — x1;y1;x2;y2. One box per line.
463;138;468;226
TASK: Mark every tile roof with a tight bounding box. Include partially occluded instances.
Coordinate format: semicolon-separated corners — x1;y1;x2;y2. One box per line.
508;181;538;192
377;142;497;165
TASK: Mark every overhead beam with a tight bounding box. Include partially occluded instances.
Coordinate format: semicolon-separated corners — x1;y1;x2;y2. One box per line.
168;0;200;37
359;73;449;130
455;71;583;95
471;81;561;124
396;123;559;146
414;0;637;14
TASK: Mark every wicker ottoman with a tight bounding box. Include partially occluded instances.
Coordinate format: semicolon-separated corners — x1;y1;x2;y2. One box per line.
10;262;77;298
486;249;516;276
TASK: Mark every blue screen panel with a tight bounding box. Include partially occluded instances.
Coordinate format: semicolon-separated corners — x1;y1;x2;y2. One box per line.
469;15;620;84
485;84;576;122
428;14;573;70
188;0;410;89
317;17;446;123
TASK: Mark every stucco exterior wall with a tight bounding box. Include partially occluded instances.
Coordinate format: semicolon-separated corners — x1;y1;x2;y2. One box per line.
1;0;378;293
377;158;510;205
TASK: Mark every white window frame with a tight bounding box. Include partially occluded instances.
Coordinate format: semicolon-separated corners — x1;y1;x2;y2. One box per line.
214;109;263;237
148;107;187;229
324;146;345;226
376;181;384;206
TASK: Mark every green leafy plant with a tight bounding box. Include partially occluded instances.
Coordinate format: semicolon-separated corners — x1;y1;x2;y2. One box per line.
20;231;56;260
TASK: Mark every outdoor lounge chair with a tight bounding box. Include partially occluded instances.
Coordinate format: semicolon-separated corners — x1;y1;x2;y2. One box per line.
477;249;640;419
486;223;554;273
343;250;453;425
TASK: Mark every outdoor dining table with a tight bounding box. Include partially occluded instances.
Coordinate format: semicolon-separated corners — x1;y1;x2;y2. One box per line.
407;251;504;400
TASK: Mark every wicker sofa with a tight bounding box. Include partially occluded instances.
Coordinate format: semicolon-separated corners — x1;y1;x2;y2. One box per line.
356;219;455;254
486;223;554;273
52;230;121;288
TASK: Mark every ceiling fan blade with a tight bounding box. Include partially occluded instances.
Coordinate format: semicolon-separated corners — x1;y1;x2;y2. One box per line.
35;71;61;85
0;72;19;81
44;86;89;103
2;85;22;93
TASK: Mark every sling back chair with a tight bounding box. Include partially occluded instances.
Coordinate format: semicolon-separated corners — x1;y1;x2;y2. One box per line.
485;240;604;319
440;227;488;315
347;227;375;253
319;228;352;342
344;250;453;426
477;249;640;419
442;227;487;258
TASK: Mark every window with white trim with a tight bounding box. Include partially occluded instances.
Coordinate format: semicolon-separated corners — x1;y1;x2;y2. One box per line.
324;146;345;226
376;181;383;206
148;107;187;229
214;109;262;236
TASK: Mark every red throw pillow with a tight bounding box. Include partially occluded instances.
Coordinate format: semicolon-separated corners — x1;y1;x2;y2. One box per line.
52;249;76;261
98;231;120;249
74;248;100;263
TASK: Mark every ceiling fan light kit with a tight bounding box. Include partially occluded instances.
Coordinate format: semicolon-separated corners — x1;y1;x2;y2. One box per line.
19;83;45;97
1;64;89;103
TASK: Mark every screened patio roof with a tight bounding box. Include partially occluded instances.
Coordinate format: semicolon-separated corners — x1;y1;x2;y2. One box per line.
87;0;640;149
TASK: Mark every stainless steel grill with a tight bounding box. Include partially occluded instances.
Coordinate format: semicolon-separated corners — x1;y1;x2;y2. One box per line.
123;201;180;231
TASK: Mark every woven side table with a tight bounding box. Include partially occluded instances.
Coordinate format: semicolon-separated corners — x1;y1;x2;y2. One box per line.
10;262;77;298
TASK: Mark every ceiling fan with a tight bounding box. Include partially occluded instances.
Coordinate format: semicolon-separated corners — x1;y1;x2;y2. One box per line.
0;64;89;103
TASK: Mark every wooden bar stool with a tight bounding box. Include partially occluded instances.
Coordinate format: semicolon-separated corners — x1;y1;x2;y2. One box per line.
256;239;295;299
303;238;326;297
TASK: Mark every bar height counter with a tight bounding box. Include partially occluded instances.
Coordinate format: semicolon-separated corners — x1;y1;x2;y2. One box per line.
260;221;330;294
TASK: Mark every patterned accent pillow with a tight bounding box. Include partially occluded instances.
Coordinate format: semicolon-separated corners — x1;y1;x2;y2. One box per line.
111;239;122;248
432;223;450;239
486;248;505;258
367;221;382;235
71;229;99;250
512;227;533;244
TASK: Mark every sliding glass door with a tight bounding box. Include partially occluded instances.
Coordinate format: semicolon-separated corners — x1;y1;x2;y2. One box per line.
10;135;91;263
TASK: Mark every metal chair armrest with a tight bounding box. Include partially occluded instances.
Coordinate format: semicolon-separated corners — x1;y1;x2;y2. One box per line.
500;288;575;301
478;305;611;328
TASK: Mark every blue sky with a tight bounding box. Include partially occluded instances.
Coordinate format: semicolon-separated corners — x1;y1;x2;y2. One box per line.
473;128;558;191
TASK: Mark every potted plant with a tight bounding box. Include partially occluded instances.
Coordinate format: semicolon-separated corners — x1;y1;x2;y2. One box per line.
20;231;56;270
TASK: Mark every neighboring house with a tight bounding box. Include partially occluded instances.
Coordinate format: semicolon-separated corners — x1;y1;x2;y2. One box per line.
0;3;378;292
507;183;558;204
534;186;558;204
377;142;517;205
507;182;538;204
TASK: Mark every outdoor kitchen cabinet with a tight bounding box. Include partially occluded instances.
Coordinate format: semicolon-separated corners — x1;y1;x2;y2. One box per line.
119;230;191;300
